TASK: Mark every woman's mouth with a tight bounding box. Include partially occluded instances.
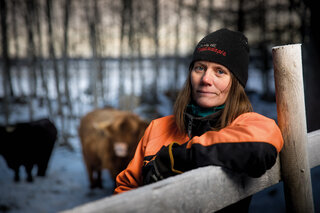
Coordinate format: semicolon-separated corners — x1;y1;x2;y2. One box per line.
197;90;219;95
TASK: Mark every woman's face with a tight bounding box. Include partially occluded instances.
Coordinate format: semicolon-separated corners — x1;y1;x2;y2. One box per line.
191;61;232;108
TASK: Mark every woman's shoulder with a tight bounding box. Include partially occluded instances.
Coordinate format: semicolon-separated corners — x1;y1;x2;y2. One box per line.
149;115;176;128
235;112;276;122
144;115;187;149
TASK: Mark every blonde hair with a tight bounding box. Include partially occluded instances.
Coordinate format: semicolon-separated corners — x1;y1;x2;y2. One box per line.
173;67;253;133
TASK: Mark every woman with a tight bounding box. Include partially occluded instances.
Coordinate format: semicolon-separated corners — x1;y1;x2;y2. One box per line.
114;28;283;212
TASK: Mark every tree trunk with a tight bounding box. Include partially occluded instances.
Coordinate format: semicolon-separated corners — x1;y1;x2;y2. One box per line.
10;0;23;96
152;0;160;102
259;0;272;100
25;0;39;121
128;0;135;110
302;0;320;132
93;0;105;108
46;0;62;116
173;0;183;91
206;0;214;34
118;0;129;108
25;0;38;98
0;0;10;124
63;0;73;117
35;0;52;117
135;3;144;98
191;0;200;47
237;0;245;32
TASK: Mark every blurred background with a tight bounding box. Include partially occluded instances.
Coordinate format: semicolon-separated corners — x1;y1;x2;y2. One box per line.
0;0;319;212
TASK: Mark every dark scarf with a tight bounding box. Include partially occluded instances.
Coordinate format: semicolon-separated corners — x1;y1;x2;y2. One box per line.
184;104;225;138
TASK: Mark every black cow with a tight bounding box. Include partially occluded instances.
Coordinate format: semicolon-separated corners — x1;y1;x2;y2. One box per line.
0;118;57;182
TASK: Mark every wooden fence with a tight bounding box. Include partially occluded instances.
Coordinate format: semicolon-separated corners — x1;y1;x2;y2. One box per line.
61;44;320;213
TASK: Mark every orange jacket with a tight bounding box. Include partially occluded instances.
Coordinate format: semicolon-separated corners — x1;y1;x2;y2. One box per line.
114;112;283;194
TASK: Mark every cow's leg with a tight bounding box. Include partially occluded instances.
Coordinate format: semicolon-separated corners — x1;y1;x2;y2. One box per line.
13;166;20;182
96;170;103;189
37;162;47;176
37;142;54;176
24;164;34;182
88;167;96;189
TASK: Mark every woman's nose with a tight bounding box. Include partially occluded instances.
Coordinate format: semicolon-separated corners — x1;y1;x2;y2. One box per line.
201;71;213;86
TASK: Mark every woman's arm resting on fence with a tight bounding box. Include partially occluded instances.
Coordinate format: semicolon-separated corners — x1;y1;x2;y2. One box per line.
144;113;284;183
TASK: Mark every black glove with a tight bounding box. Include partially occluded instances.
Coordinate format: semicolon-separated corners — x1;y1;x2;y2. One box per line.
142;142;183;185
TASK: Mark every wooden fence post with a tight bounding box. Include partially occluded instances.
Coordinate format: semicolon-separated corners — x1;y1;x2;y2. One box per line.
272;44;314;213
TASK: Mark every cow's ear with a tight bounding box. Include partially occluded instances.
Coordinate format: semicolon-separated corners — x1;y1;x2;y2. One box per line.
113;142;128;157
113;116;133;132
93;121;112;136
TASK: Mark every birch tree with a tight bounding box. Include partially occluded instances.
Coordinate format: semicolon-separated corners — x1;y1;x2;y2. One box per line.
63;0;72;115
35;0;52;117
118;0;130;108
10;0;23;96
191;0;200;47
46;0;63;116
258;0;272;100
24;0;38;120
206;0;214;34
0;0;10;124
85;0;103;108
173;0;183;91
151;0;160;102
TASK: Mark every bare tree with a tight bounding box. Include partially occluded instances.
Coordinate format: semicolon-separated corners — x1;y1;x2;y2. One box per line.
206;0;214;34
62;0;73;117
84;0;104;108
258;0;272;101
237;0;245;32
118;0;130;108
24;0;39;120
134;0;151;103
10;0;23;96
34;0;52;117
191;0;200;47
94;0;105;108
151;0;160;102
46;0;62;116
300;0;320;131
128;0;135;110
0;0;10;124
173;0;183;91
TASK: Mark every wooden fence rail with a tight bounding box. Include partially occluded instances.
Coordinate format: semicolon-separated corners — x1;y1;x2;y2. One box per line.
61;44;320;213
61;131;320;213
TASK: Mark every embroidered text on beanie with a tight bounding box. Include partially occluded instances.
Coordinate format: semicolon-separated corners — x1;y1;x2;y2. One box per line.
190;28;249;88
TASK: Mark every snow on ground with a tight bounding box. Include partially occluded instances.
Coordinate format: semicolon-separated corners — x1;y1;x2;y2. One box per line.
0;136;114;213
1;96;319;213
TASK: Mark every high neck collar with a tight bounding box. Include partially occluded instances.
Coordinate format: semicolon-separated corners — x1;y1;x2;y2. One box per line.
187;103;225;118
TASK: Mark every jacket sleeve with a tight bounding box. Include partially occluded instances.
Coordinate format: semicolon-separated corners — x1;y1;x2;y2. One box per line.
114;122;153;194
171;113;284;178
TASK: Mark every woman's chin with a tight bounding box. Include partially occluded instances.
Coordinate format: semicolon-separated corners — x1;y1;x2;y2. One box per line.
195;100;220;108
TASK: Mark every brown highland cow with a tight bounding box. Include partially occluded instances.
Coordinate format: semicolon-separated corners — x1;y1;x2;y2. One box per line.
79;108;148;189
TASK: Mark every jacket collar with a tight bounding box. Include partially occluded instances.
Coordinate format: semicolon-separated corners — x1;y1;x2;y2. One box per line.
184;109;222;138
187;104;225;118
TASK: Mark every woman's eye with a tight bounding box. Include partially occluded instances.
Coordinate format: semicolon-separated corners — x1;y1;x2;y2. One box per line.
217;69;225;75
194;66;205;72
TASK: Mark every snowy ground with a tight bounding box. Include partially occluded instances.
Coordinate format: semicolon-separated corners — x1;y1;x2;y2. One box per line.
1;96;319;213
0;136;114;213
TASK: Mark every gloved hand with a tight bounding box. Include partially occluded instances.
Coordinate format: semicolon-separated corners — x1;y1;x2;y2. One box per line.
142;142;183;185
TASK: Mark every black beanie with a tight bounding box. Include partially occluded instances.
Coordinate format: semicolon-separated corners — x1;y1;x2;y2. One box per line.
190;28;249;88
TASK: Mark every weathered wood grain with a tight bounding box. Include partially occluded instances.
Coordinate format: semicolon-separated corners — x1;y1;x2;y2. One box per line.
272;44;314;213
